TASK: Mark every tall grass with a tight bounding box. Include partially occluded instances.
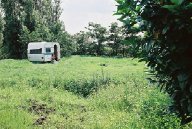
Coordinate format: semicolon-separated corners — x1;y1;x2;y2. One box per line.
0;56;191;128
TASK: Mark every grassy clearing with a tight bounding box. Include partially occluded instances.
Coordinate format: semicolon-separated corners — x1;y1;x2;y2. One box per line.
0;56;191;128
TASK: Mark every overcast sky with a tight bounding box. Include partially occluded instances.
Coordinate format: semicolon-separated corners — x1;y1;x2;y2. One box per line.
60;0;120;34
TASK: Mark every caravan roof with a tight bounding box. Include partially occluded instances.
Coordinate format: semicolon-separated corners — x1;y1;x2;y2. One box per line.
28;42;59;49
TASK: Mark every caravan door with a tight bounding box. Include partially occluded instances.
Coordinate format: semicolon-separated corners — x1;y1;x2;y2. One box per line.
44;47;53;61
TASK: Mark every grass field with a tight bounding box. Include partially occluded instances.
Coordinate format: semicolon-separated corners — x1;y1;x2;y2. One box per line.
0;56;191;128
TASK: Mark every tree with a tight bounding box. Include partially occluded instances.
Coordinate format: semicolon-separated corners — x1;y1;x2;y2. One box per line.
1;0;68;58
0;6;6;59
116;0;192;124
86;22;107;56
1;0;24;58
0;7;3;47
58;32;76;57
108;22;123;56
52;0;62;23
74;31;88;55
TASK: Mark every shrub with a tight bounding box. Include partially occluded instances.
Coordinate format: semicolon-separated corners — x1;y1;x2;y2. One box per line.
116;0;192;124
63;74;111;97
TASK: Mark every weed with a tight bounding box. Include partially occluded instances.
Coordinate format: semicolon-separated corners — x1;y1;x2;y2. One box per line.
63;72;111;97
28;78;43;88
0;56;191;128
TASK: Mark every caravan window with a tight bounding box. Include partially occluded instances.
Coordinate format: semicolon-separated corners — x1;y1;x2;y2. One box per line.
30;48;42;54
46;48;51;53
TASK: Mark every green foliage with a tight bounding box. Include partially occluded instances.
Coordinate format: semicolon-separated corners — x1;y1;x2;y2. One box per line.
1;0;23;58
108;22;123;56
0;0;74;59
116;0;192;124
0;11;3;47
74;22;132;57
58;32;76;57
74;31;91;55
86;22;107;56
0;10;6;59
63;73;111;97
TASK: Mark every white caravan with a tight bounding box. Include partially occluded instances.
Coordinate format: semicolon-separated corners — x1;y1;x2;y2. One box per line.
28;42;61;62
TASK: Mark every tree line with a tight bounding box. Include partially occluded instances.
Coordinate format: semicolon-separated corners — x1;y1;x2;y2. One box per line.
0;0;134;59
0;0;74;59
74;22;132;57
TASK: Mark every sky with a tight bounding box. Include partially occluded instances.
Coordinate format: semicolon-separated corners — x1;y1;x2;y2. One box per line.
60;0;121;34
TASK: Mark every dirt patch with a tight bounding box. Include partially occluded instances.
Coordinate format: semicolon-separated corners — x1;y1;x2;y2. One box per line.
33;115;47;125
28;100;55;115
27;99;55;125
100;63;108;67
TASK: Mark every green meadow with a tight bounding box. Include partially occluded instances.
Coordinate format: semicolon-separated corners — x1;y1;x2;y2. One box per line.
0;56;191;128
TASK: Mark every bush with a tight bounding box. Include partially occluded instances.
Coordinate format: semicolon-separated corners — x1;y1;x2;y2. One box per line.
116;0;192;124
63;74;111;97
